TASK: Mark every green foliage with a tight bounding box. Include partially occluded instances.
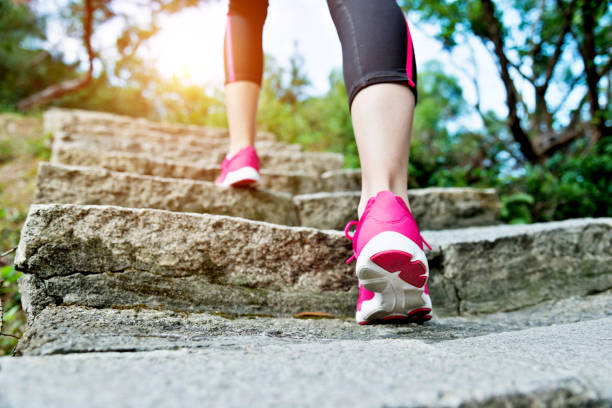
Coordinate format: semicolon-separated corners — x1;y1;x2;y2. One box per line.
519;138;612;221
0;114;45;355
400;0;611;169
1;264;24;355
0;139;15;164
0;0;80;110
257;55;358;166
501;193;534;224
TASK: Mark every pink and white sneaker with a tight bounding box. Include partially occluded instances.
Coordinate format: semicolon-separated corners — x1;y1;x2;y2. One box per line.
345;190;433;325
215;146;261;187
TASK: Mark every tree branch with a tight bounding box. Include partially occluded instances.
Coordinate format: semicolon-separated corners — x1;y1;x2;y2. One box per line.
508;60;535;83
479;0;539;163
528;0;546;70
536;129;582;157
597;57;612;80
573;0;605;140
551;74;584;115
541;0;577;89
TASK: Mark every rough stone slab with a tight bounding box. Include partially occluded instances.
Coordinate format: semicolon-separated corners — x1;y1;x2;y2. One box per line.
14;205;612;319
321;168;362;191
37;163;499;230
35;162;299;226
258;149;344;174
409;187;501;229
15;291;612;356
15;204;355;321
51;143;326;194
56;130;300;152
53;141;343;175
425;218;612;315
56;132;301;164
259;170;322;195
294;191;361;230
43;108;275;141
294;188;500;230
3;318;611;407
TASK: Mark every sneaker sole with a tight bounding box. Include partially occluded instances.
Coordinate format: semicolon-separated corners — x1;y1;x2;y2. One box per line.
355;231;431;324
359;309;432;325
218;167;260;188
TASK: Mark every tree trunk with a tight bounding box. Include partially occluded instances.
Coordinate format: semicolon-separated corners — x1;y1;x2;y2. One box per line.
479;0;540;163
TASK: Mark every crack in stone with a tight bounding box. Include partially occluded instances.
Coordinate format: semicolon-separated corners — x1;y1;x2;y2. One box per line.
453;284;463;316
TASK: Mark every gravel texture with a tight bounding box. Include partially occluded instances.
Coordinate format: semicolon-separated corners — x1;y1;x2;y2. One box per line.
2;317;611;407
15;291;612;356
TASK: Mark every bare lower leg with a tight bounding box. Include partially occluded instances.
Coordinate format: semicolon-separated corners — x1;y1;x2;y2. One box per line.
350;83;416;218
225;81;260;157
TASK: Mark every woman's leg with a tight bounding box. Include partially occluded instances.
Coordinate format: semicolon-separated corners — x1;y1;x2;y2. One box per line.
328;0;430;324
327;0;418;217
225;82;260;156
224;0;268;156
351;84;415;217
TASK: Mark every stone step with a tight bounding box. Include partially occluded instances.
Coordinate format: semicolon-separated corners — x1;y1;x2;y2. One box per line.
35;163;500;230
35;162;299;226
51;143;324;195
15;291;612;356
3;317;611;407
43;108;276;141
52;141;344;175
295;189;500;230
56;130;302;163
15;204;612;320
321;168;362;191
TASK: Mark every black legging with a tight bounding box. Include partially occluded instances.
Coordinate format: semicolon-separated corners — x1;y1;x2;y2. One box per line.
224;0;418;108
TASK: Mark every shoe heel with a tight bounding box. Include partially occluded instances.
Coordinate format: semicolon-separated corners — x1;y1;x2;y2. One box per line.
370;250;427;288
355;231;428;290
224;167;260;187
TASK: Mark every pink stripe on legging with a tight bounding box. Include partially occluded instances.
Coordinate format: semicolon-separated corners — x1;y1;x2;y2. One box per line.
404;18;416;87
225;14;236;83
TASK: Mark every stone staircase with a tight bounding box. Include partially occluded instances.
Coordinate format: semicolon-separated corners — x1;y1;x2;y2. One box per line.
2;108;611;407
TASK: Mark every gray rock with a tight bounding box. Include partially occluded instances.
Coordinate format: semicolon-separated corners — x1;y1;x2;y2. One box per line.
259;170;322;195
15;204;355;321
57;129;300;152
2;318;611;407
258;150;344;174
15;291;612;356
55;132;301;164
424;219;612;314
37;162;500;231
51;143;219;179
321;168;362;191
409;187;501;229
43;108;275;140
35;162;299;226
294;191;360;229
53;141;343;175
51;143;327;194
14;204;612;320
293;188;500;230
